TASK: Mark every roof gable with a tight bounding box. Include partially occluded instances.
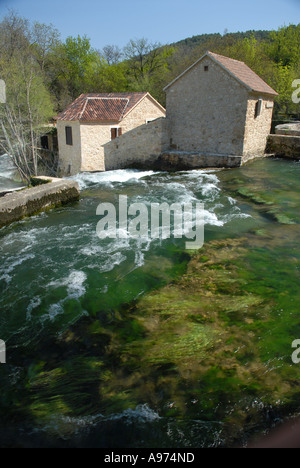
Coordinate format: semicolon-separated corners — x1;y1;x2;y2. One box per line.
55;92;150;122
164;51;278;97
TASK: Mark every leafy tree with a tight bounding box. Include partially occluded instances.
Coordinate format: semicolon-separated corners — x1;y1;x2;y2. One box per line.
266;24;300;67
61;34;100;99
85;58;128;93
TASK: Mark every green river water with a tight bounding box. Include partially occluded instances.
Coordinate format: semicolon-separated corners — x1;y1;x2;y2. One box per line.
1;156;300;447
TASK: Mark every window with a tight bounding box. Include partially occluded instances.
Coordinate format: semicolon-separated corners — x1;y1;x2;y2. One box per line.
65;126;73;145
204;65;209;71
111;127;122;140
255;99;263;118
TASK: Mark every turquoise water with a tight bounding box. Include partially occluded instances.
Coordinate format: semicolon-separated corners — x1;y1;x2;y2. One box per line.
0;158;300;447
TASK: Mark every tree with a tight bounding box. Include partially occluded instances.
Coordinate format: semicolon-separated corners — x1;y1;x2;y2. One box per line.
0;9;30;62
0;11;54;182
123;38;175;103
85;57;128;93
30;21;61;73
100;44;123;65
266;24;300;67
123;38;164;81
61;34;100;99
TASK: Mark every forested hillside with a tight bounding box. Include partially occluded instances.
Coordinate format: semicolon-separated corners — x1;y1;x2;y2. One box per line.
171;29;272;50
0;9;299;176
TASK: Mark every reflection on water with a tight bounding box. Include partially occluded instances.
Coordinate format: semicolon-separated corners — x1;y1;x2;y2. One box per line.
1;158;300;447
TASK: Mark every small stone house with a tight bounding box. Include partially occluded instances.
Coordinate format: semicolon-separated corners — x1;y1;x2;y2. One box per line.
164;51;278;163
55;92;166;175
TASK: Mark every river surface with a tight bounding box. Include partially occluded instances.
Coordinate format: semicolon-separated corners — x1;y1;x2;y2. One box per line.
0;156;300;447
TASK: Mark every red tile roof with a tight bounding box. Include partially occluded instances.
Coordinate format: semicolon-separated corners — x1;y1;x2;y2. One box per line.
55;92;148;121
164;51;278;96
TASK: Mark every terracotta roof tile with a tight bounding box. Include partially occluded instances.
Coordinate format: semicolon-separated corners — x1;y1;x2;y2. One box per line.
55;92;148;121
81;98;129;121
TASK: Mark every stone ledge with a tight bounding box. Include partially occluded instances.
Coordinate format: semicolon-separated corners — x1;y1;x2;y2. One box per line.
0;178;80;228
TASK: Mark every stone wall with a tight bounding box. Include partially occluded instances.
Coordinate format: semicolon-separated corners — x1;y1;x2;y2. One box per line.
165;56;249;156
158;151;242;170
57;121;82;176
121;94;166;132
0;178;80;228
103;118;169;170
242;96;274;162
165;56;275;162
80;122;109;172
267;134;300;159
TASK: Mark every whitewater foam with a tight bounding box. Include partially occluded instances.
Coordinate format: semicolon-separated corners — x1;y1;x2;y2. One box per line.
0;253;35;284
107;404;161;422
69;169;157;191
48;270;87;300
38;271;88;324
26;296;42;320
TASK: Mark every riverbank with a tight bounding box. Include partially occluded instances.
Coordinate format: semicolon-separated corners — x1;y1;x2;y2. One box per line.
0;176;80;228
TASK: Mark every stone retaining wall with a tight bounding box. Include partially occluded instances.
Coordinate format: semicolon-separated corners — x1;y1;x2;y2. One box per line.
267;134;300;159
103;117;169;170
0;178;80;228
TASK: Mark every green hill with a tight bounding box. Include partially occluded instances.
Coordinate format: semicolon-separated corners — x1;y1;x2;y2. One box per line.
171;30;272;50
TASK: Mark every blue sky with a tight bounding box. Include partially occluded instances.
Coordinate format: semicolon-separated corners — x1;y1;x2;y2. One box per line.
0;0;299;50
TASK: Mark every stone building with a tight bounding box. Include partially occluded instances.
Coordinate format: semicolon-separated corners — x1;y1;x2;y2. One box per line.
55;92;166;175
55;52;279;175
164;51;278;164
